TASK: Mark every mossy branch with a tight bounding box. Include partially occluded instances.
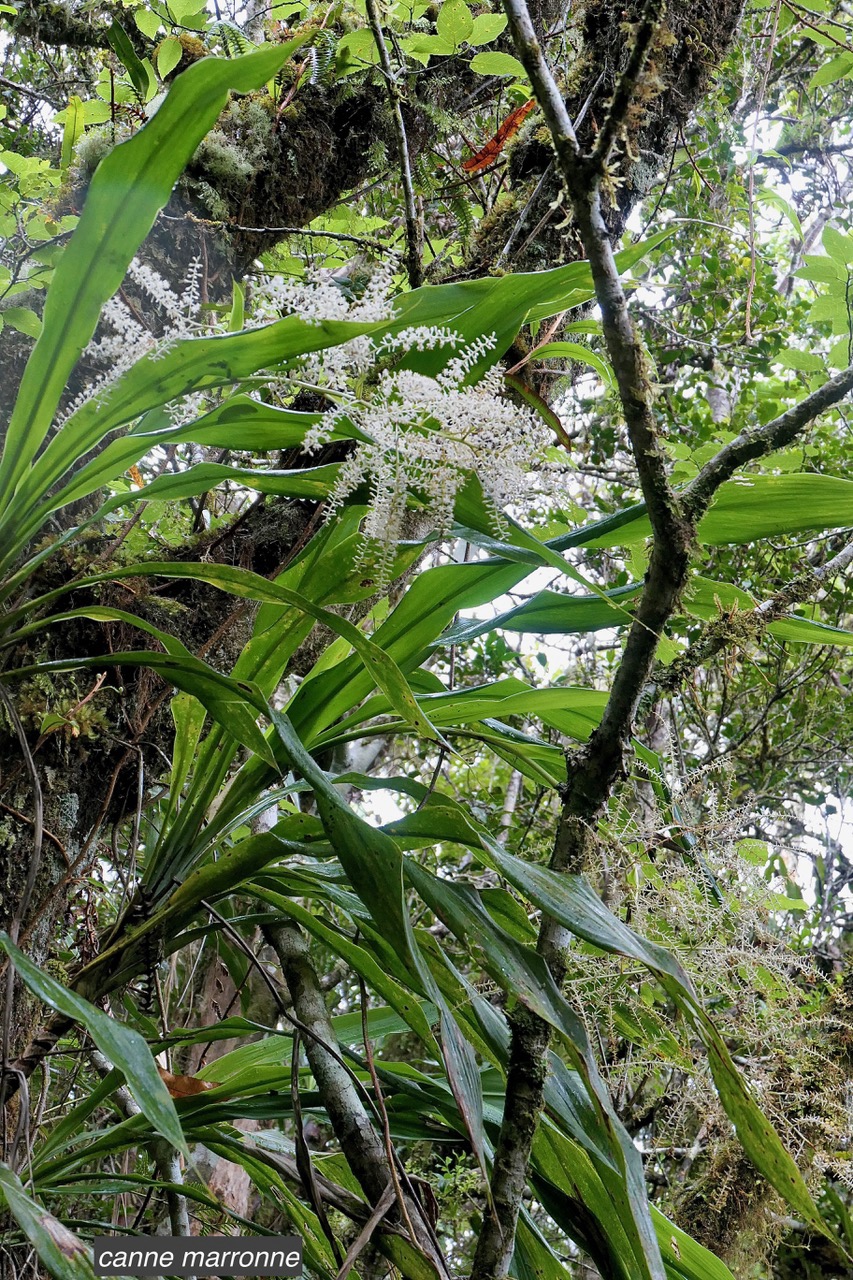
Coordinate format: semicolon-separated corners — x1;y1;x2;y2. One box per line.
589;1;666;169
472;4;853;1274
660;536;853;694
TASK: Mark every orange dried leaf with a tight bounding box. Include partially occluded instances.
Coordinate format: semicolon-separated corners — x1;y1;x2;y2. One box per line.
462;98;536;174
128;464;144;489
157;1066;218;1098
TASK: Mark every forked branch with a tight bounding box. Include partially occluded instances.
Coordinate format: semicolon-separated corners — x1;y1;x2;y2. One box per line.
471;3;853;1278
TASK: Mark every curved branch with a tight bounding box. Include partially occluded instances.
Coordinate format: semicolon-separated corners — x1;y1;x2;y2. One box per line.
683;362;853;521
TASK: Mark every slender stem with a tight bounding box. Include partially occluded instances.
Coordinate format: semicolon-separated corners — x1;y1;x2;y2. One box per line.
471;9;680;1273
745;0;782;340
0;681;43;1159
364;0;424;288
264;922;445;1271
159;211;391;252
590;4;664;168
91;1047;194;1271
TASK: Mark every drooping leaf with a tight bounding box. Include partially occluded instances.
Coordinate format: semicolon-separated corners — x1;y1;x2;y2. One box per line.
0;1165;97;1280
404;861;665;1280
105;19;157;101
0;935;185;1154
578;475;853;549
267;709;488;1177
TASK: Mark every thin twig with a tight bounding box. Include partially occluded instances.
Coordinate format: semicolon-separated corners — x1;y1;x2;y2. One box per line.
782;0;850;50
335;1182;396;1280
660;536;853;693
291;1031;344;1264
0;683;43;1146
358;977;418;1245
745;0;782;340
263;921;449;1273
154;1141;194;1273
0;805;67;863
0;76;50;102
91;1048;193;1259
364;0;423;287
159;211;391;253
590;9;661;168
471;0;853;1267
683;360;853;521
467;4;686;1276
496;161;554;267
497;69;606;267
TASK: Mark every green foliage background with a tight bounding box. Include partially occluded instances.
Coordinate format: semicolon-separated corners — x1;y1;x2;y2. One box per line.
2;2;853;1278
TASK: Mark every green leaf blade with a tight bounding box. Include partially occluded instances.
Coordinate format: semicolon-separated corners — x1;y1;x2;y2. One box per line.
0;934;186;1154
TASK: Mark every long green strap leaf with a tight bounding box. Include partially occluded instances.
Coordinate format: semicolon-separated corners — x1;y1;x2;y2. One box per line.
0;1165;97;1280
391;797;835;1244
267;709;488;1182
404;862;665;1280
0;42;301;512
4;564;449;748
7;649;276;766
0;935;185;1155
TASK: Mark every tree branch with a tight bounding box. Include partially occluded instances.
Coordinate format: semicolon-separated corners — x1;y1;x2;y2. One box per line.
264;922;445;1272
159;211;391;253
683;362;853;521
660;535;853;693
91;1047;194;1262
265;922;392;1205
590;3;665;169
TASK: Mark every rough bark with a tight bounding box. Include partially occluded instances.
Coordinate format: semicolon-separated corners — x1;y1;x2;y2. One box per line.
467;0;744;275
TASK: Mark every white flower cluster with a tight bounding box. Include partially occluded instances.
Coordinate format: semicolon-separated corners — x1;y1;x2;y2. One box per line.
251;259;401;389
252;260;396;327
86;256;202;370
374;324;462;354
65;257;206;427
303;331;548;581
253;265;549;581
72;254;549;577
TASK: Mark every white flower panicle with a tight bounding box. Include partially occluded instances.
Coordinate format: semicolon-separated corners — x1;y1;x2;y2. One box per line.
73;253;549;577
251;258;397;326
127;257;188;325
305;333;548;581
375;325;462;355
251;259;401;387
254;270;356;324
251;263;548;580
69;257;207;427
181;257;204;318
